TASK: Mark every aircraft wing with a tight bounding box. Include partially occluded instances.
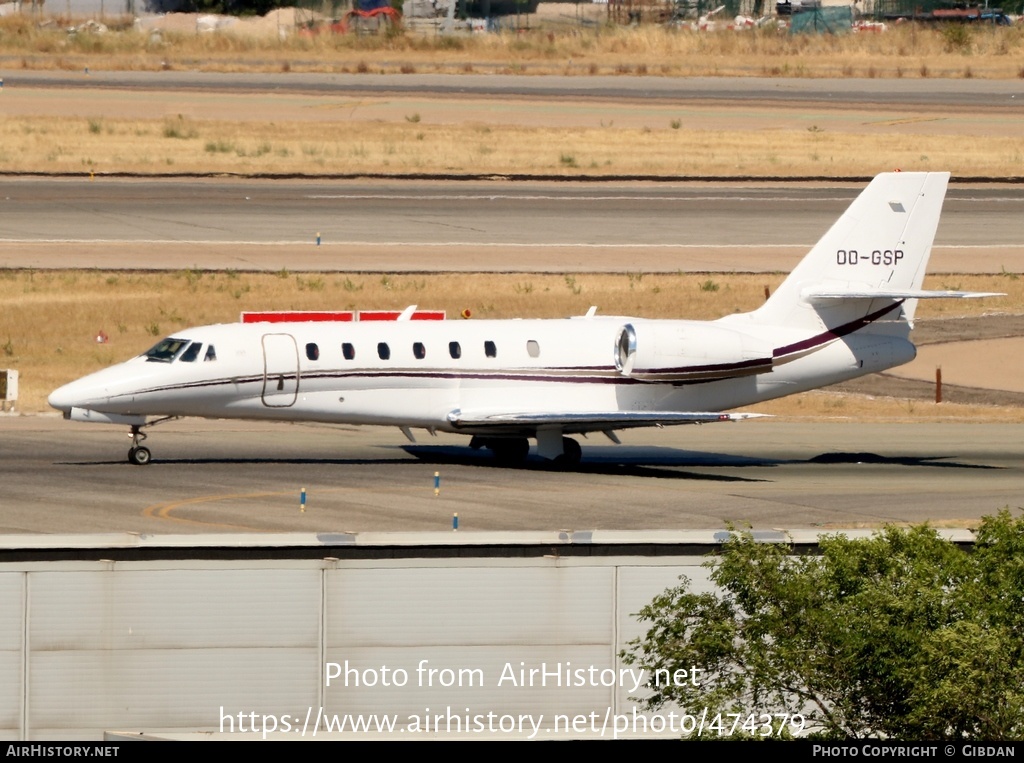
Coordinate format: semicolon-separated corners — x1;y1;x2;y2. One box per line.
447;409;768;433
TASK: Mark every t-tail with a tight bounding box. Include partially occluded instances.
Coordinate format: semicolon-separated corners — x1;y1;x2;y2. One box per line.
747;171;999;338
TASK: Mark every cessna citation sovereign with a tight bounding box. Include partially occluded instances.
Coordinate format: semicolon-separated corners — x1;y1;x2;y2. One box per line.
49;172;997;466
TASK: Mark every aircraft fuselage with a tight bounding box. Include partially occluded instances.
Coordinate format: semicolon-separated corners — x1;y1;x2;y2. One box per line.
49;314;913;433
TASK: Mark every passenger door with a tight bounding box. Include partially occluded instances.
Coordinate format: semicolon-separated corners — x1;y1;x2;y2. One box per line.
261;333;299;407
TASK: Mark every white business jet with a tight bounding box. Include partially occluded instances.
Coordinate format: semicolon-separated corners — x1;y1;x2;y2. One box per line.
49;172;997;466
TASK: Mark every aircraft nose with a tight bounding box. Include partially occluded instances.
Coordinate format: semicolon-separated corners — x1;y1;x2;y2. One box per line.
49;374;112;413
48;381;82;413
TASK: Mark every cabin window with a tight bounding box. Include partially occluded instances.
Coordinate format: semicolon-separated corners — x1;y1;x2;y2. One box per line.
484;340;497;358
179;342;202;363
449;341;461;359
527;340;540;358
413;342;426;360
204;345;217;362
143;337;189;363
306;343;320;361
342;343;355;360
378;342;391;360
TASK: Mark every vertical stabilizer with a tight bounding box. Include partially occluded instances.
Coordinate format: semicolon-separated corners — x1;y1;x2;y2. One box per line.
749;172;950;333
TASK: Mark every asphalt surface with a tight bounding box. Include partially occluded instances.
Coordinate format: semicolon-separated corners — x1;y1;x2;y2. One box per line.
2;179;1023;272
9;71;1024;109
0;416;1019;534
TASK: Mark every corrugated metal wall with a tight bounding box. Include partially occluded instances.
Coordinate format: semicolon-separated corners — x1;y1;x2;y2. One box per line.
0;556;714;740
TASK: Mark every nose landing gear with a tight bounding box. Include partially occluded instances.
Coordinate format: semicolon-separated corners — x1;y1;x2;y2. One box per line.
128;424;151;466
125;417;175;465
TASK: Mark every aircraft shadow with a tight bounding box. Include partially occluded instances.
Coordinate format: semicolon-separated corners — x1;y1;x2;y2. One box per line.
401;445;771;482
804;452;1001;470
57;449;998;476
401;445;1002;476
56;451;765;482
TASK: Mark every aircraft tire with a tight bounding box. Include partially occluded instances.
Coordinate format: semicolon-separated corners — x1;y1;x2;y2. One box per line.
489;437;530;464
128;446;152;466
554;437;582;466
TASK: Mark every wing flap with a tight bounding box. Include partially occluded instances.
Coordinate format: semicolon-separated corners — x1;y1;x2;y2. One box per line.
447;409;768;432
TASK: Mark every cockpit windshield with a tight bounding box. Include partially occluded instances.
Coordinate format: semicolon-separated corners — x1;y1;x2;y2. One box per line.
179;342;203;363
143;338;190;363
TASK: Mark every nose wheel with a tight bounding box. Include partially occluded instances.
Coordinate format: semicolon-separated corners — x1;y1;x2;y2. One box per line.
127;424;152;466
128;446;152;466
119;417;175;465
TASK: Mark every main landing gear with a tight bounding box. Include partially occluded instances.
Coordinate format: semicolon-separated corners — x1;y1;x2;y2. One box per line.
554;436;582;466
469;434;583;467
489;437;531;465
536;429;583;467
470;436;530;464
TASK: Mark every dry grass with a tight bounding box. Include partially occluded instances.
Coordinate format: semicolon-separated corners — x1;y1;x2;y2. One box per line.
3;16;1024;78
4;269;1017;412
5;112;1024;177
5;15;1024;179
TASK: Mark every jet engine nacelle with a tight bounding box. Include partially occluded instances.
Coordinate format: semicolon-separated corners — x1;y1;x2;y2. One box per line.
614;322;774;382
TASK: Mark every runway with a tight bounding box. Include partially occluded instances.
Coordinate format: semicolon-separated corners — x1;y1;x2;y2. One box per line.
1;416;1019;535
13;71;1024;109
2;179;1023;272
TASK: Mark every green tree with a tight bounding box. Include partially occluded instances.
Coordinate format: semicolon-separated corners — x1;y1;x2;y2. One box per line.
621;511;1024;740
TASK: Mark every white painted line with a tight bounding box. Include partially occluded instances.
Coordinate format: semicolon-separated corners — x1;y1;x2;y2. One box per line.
304;194;842;202
303;193;1024;203
1;239;1021;248
0;239;810;247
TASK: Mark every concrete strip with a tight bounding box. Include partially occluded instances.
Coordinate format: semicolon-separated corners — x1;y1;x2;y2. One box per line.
2;242;1022;273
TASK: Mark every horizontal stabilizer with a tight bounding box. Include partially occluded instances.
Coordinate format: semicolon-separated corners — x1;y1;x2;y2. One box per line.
447;409;768;432
803;288;1004;303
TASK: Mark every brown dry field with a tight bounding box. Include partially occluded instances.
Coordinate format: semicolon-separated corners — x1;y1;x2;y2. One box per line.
3;13;1024;178
4;84;1024;178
